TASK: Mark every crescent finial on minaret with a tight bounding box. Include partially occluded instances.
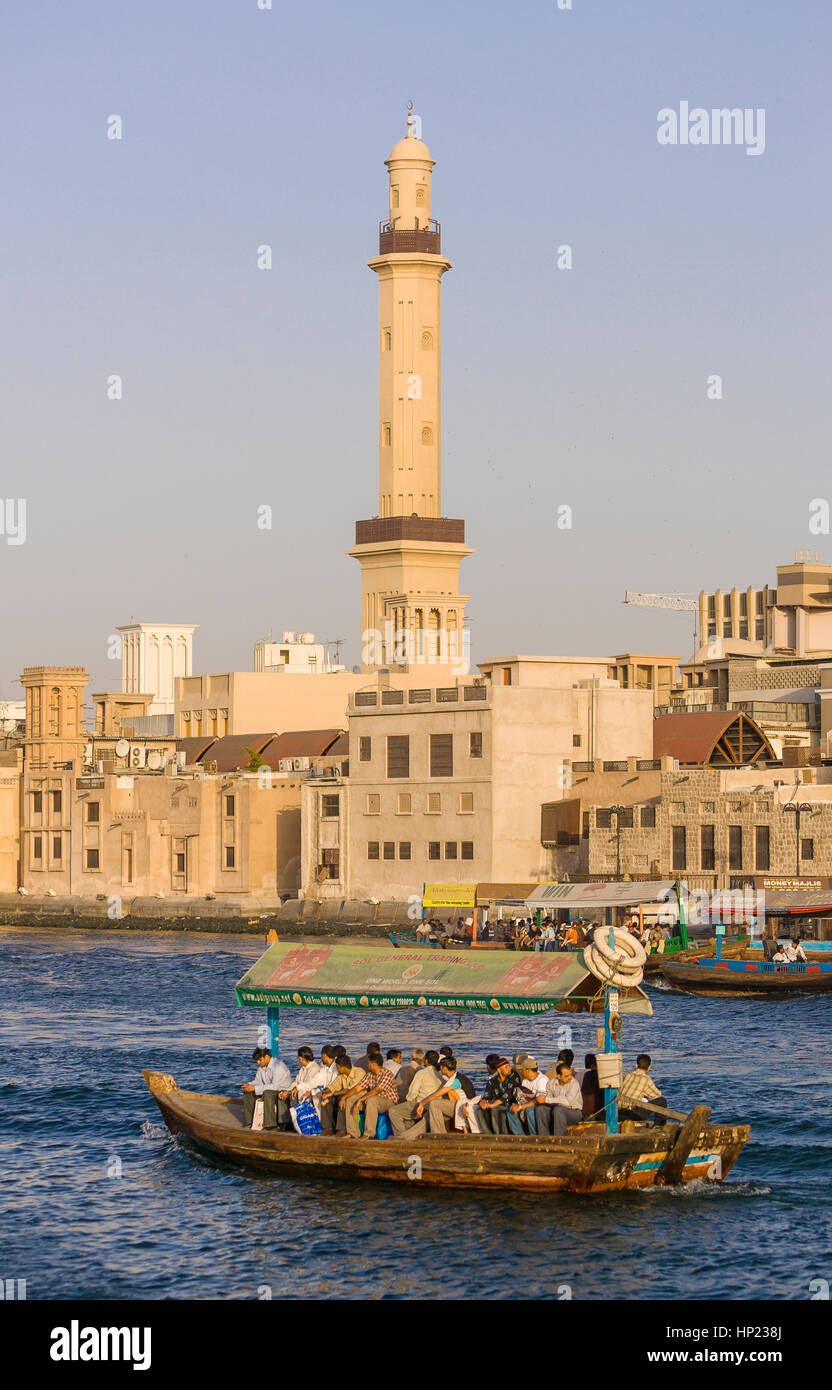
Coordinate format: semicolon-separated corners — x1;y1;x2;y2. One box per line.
406;101;414;135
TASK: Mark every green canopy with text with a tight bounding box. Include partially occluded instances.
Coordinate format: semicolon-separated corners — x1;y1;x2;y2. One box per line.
235;942;652;1016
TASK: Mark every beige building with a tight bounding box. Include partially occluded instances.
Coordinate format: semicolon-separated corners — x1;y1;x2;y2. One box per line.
301;668;654;900
698;554;832;656
118;622;197;715
0;748;22;891
349;113;471;674
544;760;832;891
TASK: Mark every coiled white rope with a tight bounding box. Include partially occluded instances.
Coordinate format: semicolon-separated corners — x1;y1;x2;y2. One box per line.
583;925;647;988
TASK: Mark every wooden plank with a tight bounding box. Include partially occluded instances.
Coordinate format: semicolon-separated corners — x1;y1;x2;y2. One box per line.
656;1105;711;1185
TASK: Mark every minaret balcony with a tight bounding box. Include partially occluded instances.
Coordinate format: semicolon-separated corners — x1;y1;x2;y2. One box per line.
378;219;441;254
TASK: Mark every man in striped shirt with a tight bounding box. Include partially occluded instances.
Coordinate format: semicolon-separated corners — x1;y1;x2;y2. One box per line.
618;1054;667;1125
344;1055;400;1138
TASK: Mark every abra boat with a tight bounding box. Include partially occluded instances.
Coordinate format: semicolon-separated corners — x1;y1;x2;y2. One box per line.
659;954;832;996
142;936;750;1194
143;1069;747;1193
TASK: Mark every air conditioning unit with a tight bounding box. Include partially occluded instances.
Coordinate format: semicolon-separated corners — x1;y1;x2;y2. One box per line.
129;744;146;769
308;766;322;778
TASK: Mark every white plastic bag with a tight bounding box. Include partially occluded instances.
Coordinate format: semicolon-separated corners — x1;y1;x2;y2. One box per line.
252;1098;264;1131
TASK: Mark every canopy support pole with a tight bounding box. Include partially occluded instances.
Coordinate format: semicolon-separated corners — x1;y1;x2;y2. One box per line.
603;922;619;1136
676;879;689;950
266;1006;280;1056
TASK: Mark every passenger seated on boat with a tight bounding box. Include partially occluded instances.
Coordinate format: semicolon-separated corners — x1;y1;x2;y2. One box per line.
414;1058;465;1135
618;1054;667;1126
394;1048;424;1101
476;1056;514;1135
771;948;788;964
344;1056;400;1138
784;938;807;962
508;1058;548;1135
389;1051;442;1136
416;920;431;941
541;1062;583;1136
319;1055;365;1134
545;1048;574;1081
242;1047;293;1131
436;1046;476;1099
386;1048;403;1075
580;1054;604;1121
356;1041;383;1070
292;1047;326;1112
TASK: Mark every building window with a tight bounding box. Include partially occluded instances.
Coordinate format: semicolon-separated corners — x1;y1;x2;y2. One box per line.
32;791;43;814
383;330;391;350
383;841;395;860
802;837;814;861
383;424;392;447
458;793;474;814
469;732;483;758
359;736;372;762
52;835;62;862
319;848;339;880
32;834;42;862
399;842;411;860
426;793;441;814
572;734;581;748
755;825;771;872
368;841;380;860
461;841;474;860
596;808;612;829
123;833;134;885
421;329;433;349
640;806;656;829
428;841;441;860
387;735;410;779
502;668;512;686
445;842;458;859
52;790;62;814
321;794;340;819
225;846;236;869
85;848;100;870
86;801;100;824
397;792;411;814
429;733;453;777
225;795;235;817
582;812;589;839
729;825;743;871
701;825;715;872
672;825;687;872
366;794;380;815
421;426;433;445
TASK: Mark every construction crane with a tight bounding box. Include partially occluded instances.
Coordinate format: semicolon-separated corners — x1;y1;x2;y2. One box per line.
623;591;700;656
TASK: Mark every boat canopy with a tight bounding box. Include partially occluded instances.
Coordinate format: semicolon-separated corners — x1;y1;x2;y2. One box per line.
235;942;652;1016
525;881;676;911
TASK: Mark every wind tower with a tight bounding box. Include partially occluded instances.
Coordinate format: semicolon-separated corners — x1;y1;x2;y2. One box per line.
350;107;472;674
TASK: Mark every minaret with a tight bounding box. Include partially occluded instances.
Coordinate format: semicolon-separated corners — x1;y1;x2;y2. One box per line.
350;109;472;674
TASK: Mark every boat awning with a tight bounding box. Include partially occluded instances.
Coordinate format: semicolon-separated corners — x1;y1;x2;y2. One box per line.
525;881;676;911
422;883;477;909
235;942;652;1016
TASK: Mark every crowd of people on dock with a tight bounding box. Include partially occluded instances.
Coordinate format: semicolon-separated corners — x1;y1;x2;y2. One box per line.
242;1041;668;1139
417;912;674;953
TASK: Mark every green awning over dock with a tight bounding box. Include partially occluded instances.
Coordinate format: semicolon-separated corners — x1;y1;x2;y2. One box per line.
235;942;652;1016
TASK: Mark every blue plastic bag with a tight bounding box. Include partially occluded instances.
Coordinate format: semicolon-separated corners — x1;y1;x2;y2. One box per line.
291;1099;323;1136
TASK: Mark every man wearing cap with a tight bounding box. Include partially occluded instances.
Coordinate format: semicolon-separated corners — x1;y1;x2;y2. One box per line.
508;1057;548;1135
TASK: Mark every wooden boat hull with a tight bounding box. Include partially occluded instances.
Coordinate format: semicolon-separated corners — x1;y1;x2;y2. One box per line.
142;1070;748;1194
659;957;832;995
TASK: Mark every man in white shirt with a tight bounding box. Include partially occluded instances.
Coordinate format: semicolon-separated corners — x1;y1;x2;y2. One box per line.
318;1045;339;1091
292;1047;326;1107
389;1050;442;1136
545;1063;583;1136
241;1047;293;1130
385;1048;403;1076
508;1058;549;1135
784;937;807;962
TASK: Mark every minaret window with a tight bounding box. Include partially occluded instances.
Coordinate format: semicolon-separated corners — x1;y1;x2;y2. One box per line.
383;330;391;351
391;186;399;208
383;424;391;447
421;331;433;349
416;186;426;206
421;426;433;446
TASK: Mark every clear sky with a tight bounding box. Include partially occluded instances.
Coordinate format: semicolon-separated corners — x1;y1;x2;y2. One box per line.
2;0;830;699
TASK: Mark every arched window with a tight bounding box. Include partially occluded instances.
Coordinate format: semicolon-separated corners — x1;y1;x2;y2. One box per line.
383;424;391;447
383;329;391;351
49;687;62;738
391;186;399;208
416;186;426;206
421;330;433;350
421;426;433;446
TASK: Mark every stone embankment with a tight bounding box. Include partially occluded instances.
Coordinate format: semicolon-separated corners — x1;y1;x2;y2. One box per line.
0;894;419;936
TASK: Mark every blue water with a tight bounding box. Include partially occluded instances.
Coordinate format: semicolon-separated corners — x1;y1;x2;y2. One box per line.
1;927;829;1300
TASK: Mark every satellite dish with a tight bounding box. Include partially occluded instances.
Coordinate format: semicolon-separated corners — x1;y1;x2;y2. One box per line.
115;739;129;758
147;750;161;770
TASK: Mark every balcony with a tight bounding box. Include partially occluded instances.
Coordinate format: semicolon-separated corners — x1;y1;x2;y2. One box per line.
378;219;441;255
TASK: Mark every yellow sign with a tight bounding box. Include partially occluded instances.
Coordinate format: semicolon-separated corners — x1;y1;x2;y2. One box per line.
422;883;477;909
